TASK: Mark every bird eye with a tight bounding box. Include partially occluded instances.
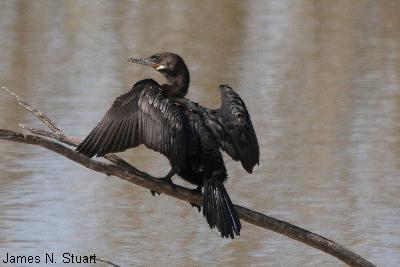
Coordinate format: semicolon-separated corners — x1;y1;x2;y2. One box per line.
150;55;159;62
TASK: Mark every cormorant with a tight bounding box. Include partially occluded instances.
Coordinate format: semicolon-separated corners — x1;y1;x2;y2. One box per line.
76;52;259;238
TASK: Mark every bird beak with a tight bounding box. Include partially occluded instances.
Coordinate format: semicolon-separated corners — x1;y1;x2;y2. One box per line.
127;57;166;70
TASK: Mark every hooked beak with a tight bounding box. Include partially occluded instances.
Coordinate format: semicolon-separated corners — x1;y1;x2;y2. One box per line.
127;56;166;70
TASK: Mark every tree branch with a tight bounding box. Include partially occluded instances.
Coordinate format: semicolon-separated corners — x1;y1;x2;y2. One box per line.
0;87;376;267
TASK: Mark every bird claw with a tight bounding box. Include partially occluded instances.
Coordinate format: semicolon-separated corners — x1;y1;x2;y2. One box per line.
190;202;201;212
150;190;161;197
190;186;202;212
150;175;174;197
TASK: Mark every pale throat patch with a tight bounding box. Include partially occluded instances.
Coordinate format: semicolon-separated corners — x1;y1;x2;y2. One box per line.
156;64;167;70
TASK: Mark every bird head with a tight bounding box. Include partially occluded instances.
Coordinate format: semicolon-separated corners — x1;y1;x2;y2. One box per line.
128;52;187;78
128;52;190;97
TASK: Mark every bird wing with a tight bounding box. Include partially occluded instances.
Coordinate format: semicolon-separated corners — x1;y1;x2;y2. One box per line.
211;85;259;173
76;79;193;170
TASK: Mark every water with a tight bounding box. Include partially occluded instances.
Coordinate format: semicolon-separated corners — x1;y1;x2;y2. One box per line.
0;1;399;266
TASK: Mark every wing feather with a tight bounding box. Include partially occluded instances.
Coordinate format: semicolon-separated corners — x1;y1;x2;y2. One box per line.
213;85;259;173
76;79;192;170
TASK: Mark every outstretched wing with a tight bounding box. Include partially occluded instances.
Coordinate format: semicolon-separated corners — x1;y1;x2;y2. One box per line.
76;79;192;170
212;85;259;173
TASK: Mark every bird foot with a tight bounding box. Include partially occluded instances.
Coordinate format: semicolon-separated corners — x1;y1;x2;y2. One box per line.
150;175;175;197
189;186;202;212
150;190;160;197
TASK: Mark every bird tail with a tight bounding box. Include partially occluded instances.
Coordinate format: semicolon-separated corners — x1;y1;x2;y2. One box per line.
202;179;241;239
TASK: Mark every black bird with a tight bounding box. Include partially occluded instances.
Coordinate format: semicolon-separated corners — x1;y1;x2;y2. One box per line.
76;52;259;238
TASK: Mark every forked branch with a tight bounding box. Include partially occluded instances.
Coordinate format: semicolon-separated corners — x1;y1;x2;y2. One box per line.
0;87;375;267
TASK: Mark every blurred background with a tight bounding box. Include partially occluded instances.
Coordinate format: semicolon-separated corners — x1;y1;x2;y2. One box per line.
0;0;399;266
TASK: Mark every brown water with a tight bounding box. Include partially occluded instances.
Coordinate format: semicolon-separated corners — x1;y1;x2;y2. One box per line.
0;1;399;266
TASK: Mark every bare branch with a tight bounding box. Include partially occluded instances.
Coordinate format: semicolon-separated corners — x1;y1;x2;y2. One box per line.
19;123;77;146
2;86;62;132
0;88;376;267
97;258;121;267
18;124;144;176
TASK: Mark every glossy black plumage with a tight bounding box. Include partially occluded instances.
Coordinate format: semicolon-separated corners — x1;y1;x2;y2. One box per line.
76;52;259;238
76;79;192;171
211;85;259;173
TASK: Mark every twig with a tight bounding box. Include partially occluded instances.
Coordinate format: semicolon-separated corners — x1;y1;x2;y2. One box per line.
0;87;376;267
19;123;149;177
19;124;77;146
18;123;145;176
2;86;62;132
97;258;121;267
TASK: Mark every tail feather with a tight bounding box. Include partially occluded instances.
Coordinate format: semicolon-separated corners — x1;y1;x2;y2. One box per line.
203;179;241;238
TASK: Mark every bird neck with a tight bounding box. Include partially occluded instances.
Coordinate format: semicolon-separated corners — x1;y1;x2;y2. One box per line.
163;68;190;98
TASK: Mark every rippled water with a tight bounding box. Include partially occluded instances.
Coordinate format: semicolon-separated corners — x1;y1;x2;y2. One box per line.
0;1;399;266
